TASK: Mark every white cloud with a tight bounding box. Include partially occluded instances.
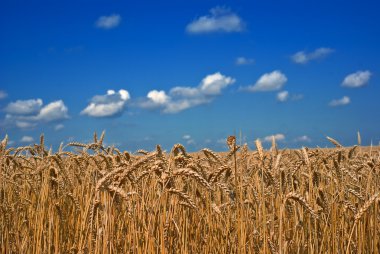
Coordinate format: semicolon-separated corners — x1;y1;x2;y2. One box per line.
276;91;303;102
277;91;289;102
186;139;195;145
147;90;170;104
186;6;244;34
294;135;312;143
35;100;69;122
263;134;285;143
183;134;191;140
20;136;34;143
54;124;64;131
95;14;121;29
0;90;7;99
236;57;254;65
15;121;37;129
199;72;235;95
243;70;287;92
3;99;69;129
291;47;334;64
141;72;235;114
329;96;350;107
81;89;130;117
4;99;43;115
342;70;372;88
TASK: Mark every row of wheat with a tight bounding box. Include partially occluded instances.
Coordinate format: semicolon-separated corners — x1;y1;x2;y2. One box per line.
0;133;379;253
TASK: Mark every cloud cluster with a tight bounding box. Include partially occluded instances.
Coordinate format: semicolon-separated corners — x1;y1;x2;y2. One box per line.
81;89;130;117
243;70;287;92
95;14;121;29
140;72;235;113
235;57;254;65
186;6;244;34
3;99;69;129
329;96;350;107
292;47;334;64
342;70;371;88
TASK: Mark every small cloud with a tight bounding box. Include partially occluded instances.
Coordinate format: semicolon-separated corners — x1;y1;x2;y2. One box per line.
138;72;235;114
329;96;350;107
81;89;130;117
204;139;212;144
276;91;303;102
276;91;289;102
15;121;37;129
236;57;254;65
4;99;43;115
294;135;312;143
291;47;334;64
147;90;170;105
186;6;244;34
95;14;121;29
0;90;7;100
342;70;372;88
242;70;287;92
183;134;191;140
54;124;64;131
263;134;285;143
186;139;195;145
20;136;34;143
8;140;15;146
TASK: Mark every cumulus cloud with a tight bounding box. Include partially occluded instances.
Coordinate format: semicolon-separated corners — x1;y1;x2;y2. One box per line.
329;96;350;107
35;100;69;122
342;70;371;88
0;90;7;99
291;47;334;64
276;91;289;102
3;99;69;129
20;136;34;143
95;14;121;29
140;72;235;114
5;99;43;115
242;70;287;92
263;134;285;143
294;135;312;143
186;6;244;34
183;134;191;140
236;57;254;65
81;89;130;117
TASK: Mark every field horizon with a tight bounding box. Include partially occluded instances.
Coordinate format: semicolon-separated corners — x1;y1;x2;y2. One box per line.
1;133;379;253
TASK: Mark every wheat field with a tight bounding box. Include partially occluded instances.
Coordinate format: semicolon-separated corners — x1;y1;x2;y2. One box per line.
0;133;379;253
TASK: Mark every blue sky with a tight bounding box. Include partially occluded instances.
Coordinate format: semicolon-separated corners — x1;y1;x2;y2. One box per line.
1;0;379;151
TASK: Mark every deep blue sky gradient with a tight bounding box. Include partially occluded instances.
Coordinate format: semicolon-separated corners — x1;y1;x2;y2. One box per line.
1;0;379;151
